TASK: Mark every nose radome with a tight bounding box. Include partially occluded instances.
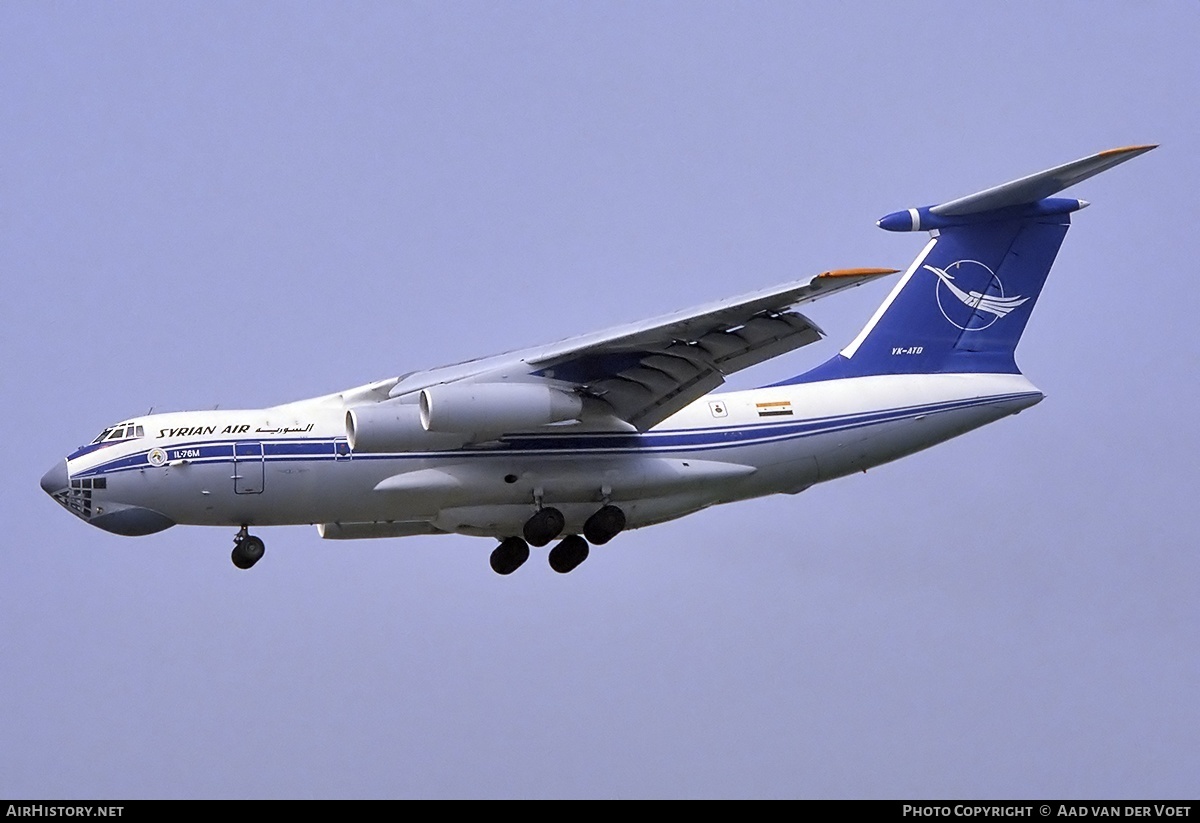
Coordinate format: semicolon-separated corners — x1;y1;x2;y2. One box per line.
40;460;67;495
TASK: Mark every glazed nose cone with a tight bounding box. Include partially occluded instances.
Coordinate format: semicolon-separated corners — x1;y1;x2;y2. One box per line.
40;460;67;495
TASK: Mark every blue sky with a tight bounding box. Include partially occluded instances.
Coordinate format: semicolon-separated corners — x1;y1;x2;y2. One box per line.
3;2;1197;798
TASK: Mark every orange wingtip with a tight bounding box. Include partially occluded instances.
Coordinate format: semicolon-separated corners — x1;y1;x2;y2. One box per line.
816;267;901;279
1097;144;1158;157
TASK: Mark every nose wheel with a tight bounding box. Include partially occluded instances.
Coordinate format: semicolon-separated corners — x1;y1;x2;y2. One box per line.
231;527;265;569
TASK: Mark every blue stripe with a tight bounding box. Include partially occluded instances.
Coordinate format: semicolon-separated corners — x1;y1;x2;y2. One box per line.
75;392;1038;478
67;441;121;460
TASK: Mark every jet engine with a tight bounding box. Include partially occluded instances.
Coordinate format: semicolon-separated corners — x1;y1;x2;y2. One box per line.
346;402;468;453
419;383;583;436
347;383;584;452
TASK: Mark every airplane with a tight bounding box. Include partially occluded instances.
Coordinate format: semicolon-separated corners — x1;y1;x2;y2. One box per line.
40;145;1154;574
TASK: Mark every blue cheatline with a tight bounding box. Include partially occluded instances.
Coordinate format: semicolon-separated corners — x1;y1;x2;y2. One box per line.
74;391;1043;478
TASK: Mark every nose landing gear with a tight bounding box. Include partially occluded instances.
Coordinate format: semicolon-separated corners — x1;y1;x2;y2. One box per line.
231;526;265;569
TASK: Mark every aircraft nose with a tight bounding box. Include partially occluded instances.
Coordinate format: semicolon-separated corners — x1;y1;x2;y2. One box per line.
40;460;67;495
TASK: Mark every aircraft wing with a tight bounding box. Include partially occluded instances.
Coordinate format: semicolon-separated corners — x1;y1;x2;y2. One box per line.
381;267;896;431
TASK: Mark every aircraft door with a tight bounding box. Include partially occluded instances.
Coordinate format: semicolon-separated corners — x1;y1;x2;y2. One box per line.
233;441;264;494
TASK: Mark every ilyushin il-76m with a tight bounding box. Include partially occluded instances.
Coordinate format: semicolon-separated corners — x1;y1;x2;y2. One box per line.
41;146;1154;574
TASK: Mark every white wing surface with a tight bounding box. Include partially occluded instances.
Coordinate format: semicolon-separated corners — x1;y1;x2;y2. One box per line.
356;267;897;432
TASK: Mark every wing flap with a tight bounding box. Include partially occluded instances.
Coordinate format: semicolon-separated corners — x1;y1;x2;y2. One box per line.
573;309;824;430
710;316;824;376
614;368;727;430
640;352;704;383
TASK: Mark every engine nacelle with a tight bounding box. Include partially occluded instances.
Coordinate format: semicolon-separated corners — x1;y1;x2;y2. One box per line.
346;402;469;453
419;382;583;436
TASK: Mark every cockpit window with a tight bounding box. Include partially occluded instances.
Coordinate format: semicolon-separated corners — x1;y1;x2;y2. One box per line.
90;423;144;445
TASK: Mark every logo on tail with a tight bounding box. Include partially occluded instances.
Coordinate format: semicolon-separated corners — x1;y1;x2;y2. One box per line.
924;261;1029;331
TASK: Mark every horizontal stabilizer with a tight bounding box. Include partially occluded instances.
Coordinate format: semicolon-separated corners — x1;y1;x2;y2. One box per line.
933;145;1156;216
877;145;1156;232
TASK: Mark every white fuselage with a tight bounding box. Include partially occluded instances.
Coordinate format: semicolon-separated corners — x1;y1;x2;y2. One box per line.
52;372;1042;541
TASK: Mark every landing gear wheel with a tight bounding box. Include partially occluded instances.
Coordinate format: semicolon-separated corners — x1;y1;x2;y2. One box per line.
548;535;589;574
490;537;530;575
523;506;565;548
232;534;265;569
583;504;626;545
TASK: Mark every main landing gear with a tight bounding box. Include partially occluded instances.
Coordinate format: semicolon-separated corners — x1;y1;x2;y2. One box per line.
583;504;625;545
548;535;589;574
231;526;265;570
522;506;565;547
492;504;627;575
490;536;530;575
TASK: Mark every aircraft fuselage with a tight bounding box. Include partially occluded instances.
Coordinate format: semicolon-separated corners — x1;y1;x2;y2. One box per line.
44;372;1042;542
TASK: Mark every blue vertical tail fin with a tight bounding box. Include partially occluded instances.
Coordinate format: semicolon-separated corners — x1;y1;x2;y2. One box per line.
787;145;1155;382
832;203;1075;376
